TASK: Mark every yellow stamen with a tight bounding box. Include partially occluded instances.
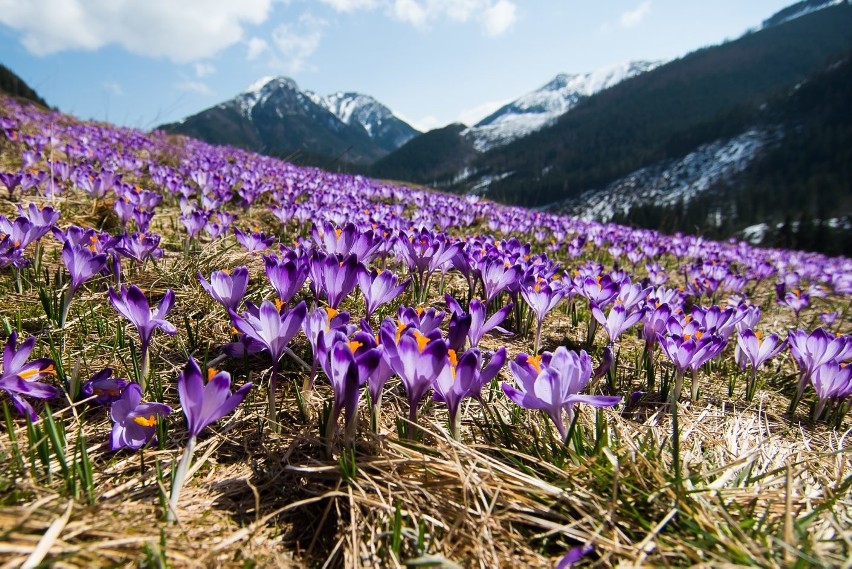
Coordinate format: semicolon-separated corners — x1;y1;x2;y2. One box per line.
325;307;339;320
448;349;458;379
221;268;231;276
415;306;424;316
413;330;429;353
133;415;157;427
207;368;217;381
347;340;363;353
528;355;542;373
448;349;458;368
274;298;285;311
335;228;343;238
695;331;703;340
396;321;407;343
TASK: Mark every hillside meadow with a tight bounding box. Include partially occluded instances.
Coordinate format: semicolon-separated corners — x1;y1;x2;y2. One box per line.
0;95;850;567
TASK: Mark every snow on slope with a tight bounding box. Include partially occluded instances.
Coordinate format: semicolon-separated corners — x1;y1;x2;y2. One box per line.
234;76;301;118
547;128;777;221
462;61;661;152
762;0;847;28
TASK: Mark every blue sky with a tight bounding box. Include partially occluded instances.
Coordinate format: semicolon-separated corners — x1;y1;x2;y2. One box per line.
0;1;796;132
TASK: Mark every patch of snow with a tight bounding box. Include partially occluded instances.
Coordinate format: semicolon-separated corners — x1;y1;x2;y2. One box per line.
549;128;779;221
469;171;513;195
741;223;769;244
245;76;277;95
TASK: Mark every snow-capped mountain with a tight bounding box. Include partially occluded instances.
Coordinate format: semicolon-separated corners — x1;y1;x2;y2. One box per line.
160;77;419;165
307;91;419;153
462;61;661;152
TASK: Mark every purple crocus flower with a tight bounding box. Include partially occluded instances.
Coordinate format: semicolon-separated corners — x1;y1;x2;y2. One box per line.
811;362;852;421
481;259;522;305
502;347;621;442
0;332;60;421
521;277;567;354
309;252;361;309
642;303;672;353
229;300;306;425
357;267;409;320
380;323;448;438
313;221;382;263
555;545;594;568
432;347;506;439
263;254;308;304
659;331;727;401
780;288;810;317
179;210;207;238
59;240;108;327
234;227;275;252
80;368;129;405
17;203;60;229
108;285;177;388
178;357;253;440
787;329;851;413
114;232;163;263
198;267;249;312
591;302;646;346
0;172;22;198
396;230;463;303
318;331;381;443
397;305;445;335
109;383;171;451
735;330;787;400
445;295;511;349
577;275;620;308
735;331;786;371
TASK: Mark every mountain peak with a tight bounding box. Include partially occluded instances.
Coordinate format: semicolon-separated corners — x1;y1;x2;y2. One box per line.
464;60;661;151
243;76;299;96
309;90;419;151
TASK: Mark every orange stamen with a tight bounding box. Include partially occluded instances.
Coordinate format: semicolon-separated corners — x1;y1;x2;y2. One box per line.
133;415;157;427
413;331;429;353
528;355;542;373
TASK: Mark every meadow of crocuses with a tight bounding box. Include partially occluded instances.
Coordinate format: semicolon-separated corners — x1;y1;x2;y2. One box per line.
0;94;850;567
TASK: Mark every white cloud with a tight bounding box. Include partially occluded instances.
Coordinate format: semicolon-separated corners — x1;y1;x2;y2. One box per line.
393;0;428;27
246;37;269;61
320;0;379;11
0;0;272;63
101;81;124;96
330;0;517;35
270;14;327;73
456;99;511;126
176;80;212;95
194;63;216;78
482;0;516;36
620;1;651;28
409;115;445;132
